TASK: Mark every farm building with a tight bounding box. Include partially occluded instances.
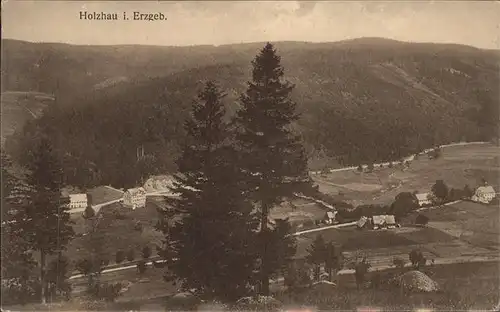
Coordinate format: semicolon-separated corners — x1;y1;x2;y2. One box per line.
415;193;432;207
324;211;337;224
357;216;369;229
471;185;496;204
68;193;88;209
358;215;397;230
123;187;147;209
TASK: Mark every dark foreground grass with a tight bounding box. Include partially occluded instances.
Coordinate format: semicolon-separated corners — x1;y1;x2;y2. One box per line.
278;261;500;311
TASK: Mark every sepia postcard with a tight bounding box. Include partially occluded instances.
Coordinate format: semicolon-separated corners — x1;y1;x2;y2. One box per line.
1;1;499;311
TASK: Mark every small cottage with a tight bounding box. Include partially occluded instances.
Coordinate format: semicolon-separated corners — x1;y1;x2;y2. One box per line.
372;215;387;230
357;216;369;229
385;215;397;229
324;211;337;225
123;187;147;209
415;193;432;207
471;185;496;204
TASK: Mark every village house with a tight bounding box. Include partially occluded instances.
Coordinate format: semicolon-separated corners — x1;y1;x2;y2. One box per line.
357;215;397;230
123;187;147;209
471;185;496;204
324;211;337;225
415;193;432;207
68;193;88;210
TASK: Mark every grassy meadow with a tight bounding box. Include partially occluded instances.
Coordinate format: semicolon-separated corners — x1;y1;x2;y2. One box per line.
313;143;499;206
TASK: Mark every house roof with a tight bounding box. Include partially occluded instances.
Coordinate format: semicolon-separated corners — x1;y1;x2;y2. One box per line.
385;215;396;225
476;186;495;194
87;186;124;205
415;193;429;201
126;187;146;196
357;216;368;227
69;193;87;202
372;215;386;225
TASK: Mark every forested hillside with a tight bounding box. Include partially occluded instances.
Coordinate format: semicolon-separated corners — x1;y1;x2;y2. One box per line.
3;38;499;188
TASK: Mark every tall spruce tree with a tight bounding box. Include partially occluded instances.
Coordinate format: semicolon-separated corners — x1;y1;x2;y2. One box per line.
306;234;327;280
11;138;74;303
234;43;311;295
158;81;259;301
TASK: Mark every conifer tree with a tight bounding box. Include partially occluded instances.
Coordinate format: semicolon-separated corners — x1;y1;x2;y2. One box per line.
159;81;258;301
11;138;74;303
234;42;311;295
1;152;38;304
306;234;327;280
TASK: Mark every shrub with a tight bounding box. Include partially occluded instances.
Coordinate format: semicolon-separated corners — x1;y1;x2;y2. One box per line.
357;165;363;172
1;277;41;305
75;258;93;276
126;249;135;262
115;251;125;264
415;214;429;227
100;258;110;267
87;281;123;302
137;260;147;275
134;221;143;232
393;257;406;269
409;249;426;269
354;259;371;290
142;246;151;259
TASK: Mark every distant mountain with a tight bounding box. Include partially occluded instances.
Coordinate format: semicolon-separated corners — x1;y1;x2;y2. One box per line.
3;38;499;188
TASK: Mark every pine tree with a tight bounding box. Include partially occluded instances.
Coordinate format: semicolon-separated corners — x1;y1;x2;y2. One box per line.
324;242;342;282
1;152;38;304
306;234;327;280
234;42;311;295
158;81;259;301
11;138;74;303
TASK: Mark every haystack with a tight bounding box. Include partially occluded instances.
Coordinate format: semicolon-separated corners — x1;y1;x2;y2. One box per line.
398;270;439;292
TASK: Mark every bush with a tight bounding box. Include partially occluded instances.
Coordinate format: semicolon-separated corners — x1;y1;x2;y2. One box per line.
354;259;371;289
126;249;135;262
87;281;123;302
115;251;125;264
142;246;151;259
134;221;143;232
1;277;41;305
137;260;147;275
100;258;110;267
393;257;406;269
415;214;429;227
75;258;93;276
409;249;426;269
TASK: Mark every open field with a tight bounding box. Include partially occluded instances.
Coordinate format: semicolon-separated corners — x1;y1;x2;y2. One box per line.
413;200;500;252
296;200;499;269
270;199;327;226
64;197;165;271
313;143;500;206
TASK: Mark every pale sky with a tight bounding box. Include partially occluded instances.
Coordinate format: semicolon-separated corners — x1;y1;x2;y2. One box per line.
2;1;499;49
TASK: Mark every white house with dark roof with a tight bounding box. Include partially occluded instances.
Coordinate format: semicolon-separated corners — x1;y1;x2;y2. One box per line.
69;193;88;209
471;185;496;204
415;193;432;207
123;187;147;209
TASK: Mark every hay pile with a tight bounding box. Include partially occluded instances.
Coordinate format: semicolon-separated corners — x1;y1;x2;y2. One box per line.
398;270;439;292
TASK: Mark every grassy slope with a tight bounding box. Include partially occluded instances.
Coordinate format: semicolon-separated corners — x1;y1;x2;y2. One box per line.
314;143;500;206
279;261;499;311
